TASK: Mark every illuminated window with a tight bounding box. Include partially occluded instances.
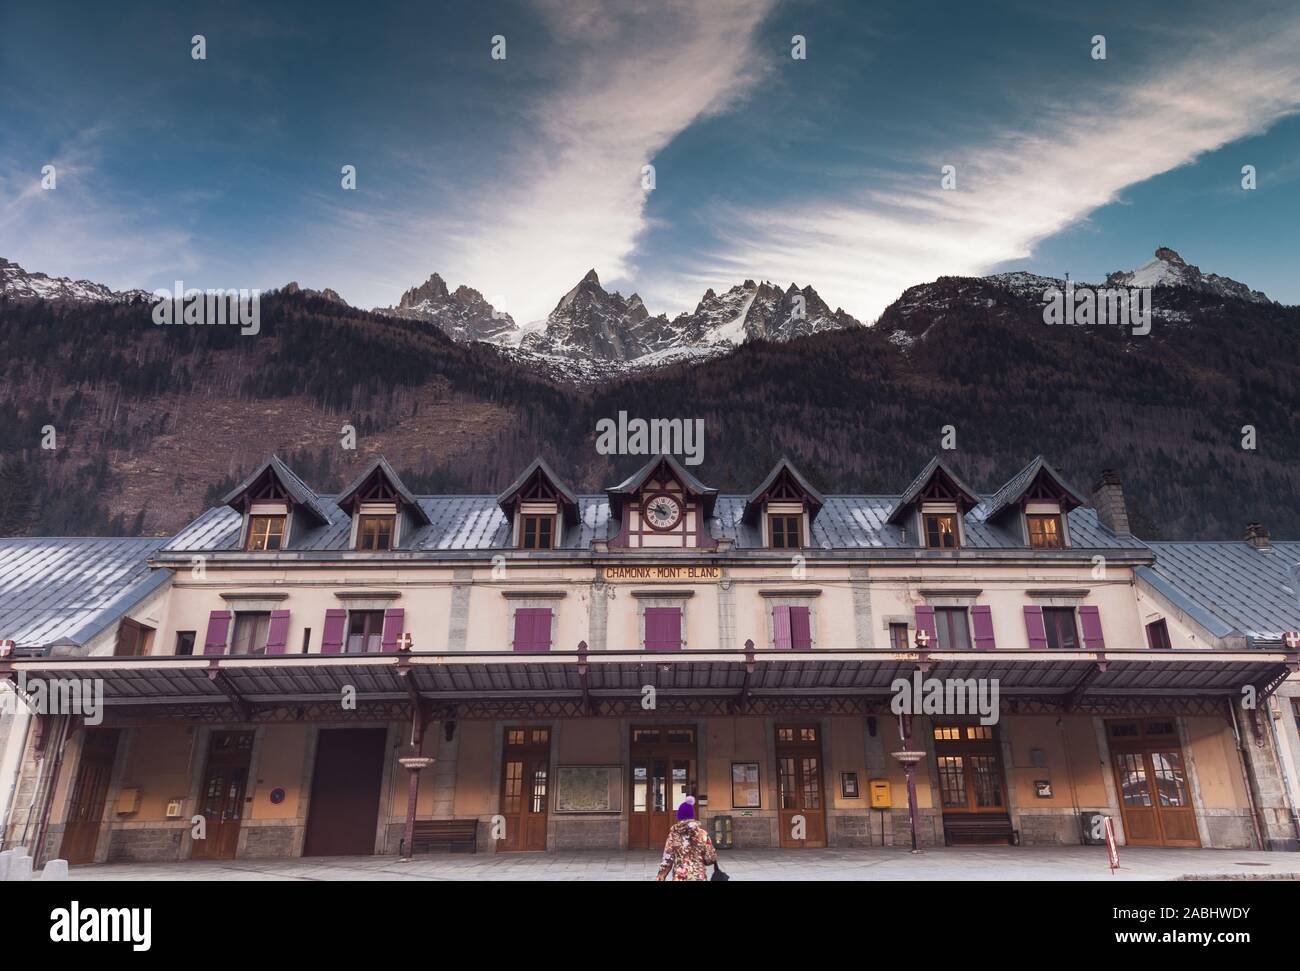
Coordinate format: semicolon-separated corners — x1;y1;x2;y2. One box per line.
246;515;285;551
923;513;959;549
1027;514;1064;549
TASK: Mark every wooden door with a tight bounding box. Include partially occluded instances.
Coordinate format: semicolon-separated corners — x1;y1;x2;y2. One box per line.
192;731;254;860
303;728;387;856
498;727;551;852
776;724;827;848
1108;719;1199;847
61;729;120;864
932;723;1012;844
628;726;697;850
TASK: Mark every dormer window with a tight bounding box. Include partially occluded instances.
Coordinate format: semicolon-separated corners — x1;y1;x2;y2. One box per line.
521;512;556;549
337;458;429;552
498;457;579;551
357;512;396;550
246;513;286;551
1027;512;1064;549
769;513;802;549
743;459;823;550
922;509;960;549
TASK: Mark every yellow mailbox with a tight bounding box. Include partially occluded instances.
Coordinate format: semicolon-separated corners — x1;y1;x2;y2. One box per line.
869;779;892;809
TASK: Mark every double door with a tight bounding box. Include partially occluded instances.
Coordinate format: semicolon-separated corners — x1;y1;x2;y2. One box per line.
629;726;697;850
932;722;1011;844
61;730;120;864
1108;719;1199;846
193;731;254;860
776;724;827;848
498;727;551;852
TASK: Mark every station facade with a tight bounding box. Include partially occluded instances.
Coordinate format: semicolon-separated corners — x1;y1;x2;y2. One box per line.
2;453;1296;863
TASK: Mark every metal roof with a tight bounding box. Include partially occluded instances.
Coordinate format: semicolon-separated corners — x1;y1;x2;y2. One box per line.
979;455;1089;522
160;493;1147;556
0;538;170;650
884;456;981;524
221;455;333;524
6;649;1286;708
335;456;431;526
1143;541;1300;642
742;457;825;524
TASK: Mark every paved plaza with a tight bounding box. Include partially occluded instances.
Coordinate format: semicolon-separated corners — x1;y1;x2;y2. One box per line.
56;846;1300;881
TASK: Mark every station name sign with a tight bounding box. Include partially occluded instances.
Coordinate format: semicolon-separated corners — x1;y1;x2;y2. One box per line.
604;565;722;582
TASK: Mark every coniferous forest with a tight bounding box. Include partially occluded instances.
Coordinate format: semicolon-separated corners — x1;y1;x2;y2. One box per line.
1;278;1297;541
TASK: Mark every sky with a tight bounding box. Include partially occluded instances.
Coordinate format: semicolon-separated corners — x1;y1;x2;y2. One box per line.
1;0;1298;324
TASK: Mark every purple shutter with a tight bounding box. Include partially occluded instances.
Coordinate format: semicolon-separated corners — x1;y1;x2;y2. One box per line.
773;606;793;649
971;605;995;651
321;609;347;654
202;610;231;656
513;608;551;653
790;606;812;650
265;610;291;655
645;607;682;651
1079;605;1106;652
914;606;936;648
381;608;405;653
1023;605;1048;650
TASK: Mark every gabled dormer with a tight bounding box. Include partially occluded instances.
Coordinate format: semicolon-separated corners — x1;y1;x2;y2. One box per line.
336;457;430;551
223;456;331;552
983;456;1087;550
497;457;579;550
743;458;825;549
607;455;718;549
886;456;979;550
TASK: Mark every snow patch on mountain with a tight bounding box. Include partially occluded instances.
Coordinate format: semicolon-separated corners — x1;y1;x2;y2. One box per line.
0;257;151;303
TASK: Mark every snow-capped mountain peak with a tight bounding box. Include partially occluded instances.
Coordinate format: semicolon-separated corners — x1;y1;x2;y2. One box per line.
1105;247;1271;303
374;272;517;342
0;257;151;303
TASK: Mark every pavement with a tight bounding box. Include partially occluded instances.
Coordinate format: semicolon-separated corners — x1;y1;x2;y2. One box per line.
57;845;1300;881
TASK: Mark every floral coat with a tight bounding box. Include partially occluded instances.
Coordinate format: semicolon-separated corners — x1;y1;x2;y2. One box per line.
656;819;718;881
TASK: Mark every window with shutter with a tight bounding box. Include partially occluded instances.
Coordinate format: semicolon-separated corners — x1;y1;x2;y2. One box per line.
644;607;682;651
513;608;552;652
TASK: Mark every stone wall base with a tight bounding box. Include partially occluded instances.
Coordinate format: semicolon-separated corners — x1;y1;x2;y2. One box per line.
107;827;186;862
241;824;300;858
553;817;621;849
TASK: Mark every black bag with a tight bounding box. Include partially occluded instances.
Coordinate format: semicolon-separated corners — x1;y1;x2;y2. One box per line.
710;860;730;881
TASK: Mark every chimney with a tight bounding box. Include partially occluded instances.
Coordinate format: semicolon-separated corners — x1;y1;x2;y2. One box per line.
1245;522;1271;551
1091;469;1131;536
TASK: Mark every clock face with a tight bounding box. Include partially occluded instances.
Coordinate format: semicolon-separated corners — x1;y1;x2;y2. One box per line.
643;493;683;530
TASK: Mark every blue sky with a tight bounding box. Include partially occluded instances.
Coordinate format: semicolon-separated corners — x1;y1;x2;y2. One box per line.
2;0;1298;323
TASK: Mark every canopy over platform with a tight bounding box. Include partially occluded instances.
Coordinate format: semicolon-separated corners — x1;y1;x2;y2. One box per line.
5;648;1294;721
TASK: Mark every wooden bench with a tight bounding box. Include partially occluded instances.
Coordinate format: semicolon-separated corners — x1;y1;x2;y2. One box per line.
402;819;479;855
943;814;1013;846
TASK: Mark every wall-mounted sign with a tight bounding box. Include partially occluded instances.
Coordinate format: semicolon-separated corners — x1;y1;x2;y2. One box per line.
605;565;722;582
269;787;286;805
554;766;623;813
1034;780;1053;798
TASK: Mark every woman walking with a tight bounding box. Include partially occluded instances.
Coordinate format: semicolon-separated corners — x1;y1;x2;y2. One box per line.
655;796;718;881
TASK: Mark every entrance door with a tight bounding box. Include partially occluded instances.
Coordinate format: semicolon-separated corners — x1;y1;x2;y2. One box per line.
193;731;254;860
61;729;120;864
932;723;1012;844
776;724;827;848
1107;719;1199;846
499;726;551;851
629;726;698;850
303;728;387;856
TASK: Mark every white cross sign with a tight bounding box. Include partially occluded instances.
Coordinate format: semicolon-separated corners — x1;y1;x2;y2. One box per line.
1283;631;1300;650
397;632;414;652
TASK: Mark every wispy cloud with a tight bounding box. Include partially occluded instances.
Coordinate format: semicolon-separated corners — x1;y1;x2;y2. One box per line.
421;0;779;321
689;17;1300;322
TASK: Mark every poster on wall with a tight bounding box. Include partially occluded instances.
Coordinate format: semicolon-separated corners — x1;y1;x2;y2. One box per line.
554;765;624;813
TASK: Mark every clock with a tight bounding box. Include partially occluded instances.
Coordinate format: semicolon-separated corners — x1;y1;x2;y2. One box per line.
643;493;683;531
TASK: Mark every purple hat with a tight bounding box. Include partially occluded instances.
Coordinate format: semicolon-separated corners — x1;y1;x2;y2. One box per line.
676;796;696;821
